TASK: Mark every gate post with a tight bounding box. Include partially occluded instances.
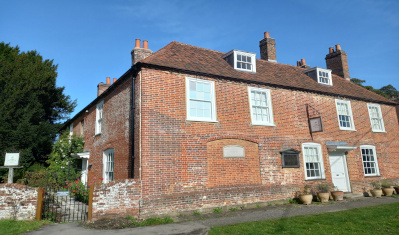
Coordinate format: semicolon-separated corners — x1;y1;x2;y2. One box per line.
88;185;94;221
36;187;44;220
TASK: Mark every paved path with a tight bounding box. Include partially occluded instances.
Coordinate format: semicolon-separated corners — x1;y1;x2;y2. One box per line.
27;196;399;235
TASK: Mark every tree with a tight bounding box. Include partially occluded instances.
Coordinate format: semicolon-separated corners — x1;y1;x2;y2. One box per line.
350;78;398;99
0;42;76;173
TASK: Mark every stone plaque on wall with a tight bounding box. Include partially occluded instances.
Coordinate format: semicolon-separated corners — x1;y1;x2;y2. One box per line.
223;145;245;158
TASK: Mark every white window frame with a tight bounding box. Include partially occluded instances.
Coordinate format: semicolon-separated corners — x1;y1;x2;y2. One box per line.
360;145;380;176
317;68;332;86
335;99;356;131
69;123;73;136
302;143;325;180
248;87;274;126
234;51;256;73
95;100;104;134
367;103;385;132
186;77;217;122
103;148;114;183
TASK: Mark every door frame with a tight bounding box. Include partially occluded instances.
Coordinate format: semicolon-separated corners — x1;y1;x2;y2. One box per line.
328;151;351;192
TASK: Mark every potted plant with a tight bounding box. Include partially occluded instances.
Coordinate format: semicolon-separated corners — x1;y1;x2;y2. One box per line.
298;184;313;205
331;186;344;201
394;184;399;194
381;180;394;196
316;183;330;203
370;181;382;198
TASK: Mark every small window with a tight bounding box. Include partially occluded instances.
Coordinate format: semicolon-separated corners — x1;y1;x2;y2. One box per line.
280;149;300;168
96;101;104;134
80;120;84;136
303;67;332;86
223;50;256;73
69;123;73;136
335;99;355;131
186;77;217;122
360;145;380;176
103;149;114;183
367;104;385;132
248;87;274;126
318;70;331;85
302;143;325;180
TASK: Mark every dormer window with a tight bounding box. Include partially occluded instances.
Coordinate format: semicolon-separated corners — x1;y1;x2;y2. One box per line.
303;67;332;86
223;50;256;73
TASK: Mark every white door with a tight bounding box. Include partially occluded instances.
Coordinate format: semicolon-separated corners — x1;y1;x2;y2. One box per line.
329;152;351;192
81;159;88;185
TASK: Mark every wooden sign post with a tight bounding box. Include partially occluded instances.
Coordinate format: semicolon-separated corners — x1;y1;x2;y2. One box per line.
1;153;22;183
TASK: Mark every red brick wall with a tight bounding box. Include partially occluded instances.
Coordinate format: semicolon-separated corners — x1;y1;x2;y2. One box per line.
0;184;38;220
76;66;399;217
72;77;133;184
137;67;399;214
207;139;261;187
91;179;140;220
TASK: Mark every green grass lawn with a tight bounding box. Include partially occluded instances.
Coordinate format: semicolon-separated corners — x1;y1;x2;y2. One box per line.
209;202;399;234
0;219;51;235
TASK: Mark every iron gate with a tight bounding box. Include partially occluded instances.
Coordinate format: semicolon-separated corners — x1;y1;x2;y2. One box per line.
41;185;90;222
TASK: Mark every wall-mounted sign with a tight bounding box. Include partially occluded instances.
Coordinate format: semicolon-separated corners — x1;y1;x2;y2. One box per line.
57;191;70;197
280;149;301;168
309;116;323;133
223;145;245;158
4;153;20;166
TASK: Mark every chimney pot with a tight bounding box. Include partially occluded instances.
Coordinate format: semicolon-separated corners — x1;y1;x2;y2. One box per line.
297;61;301;67
113;78;117;83
264;32;270;38
135;39;141;48
106;77;111;85
326;44;350;80
329;47;334;54
143;40;148;49
301;58;306;65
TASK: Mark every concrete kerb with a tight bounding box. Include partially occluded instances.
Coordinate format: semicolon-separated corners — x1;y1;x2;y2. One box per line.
26;196;399;235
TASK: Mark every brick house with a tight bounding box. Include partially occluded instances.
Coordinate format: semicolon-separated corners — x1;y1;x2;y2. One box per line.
66;32;399;218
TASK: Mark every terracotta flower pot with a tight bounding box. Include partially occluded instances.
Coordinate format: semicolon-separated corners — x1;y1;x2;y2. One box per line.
382;187;394;196
299;194;313;205
370;189;382;198
331;191;344;201
317;192;330;203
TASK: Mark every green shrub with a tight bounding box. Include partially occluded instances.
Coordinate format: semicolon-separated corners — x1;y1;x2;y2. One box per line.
213;207;222;213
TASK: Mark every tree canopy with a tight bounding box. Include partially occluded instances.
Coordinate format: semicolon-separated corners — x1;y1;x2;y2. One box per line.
0;42;76;169
350;78;398;99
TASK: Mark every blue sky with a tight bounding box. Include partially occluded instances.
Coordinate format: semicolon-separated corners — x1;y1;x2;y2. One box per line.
1;0;398;118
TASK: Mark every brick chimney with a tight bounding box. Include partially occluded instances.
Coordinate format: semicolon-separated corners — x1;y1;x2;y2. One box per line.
97;77;111;97
259;32;277;62
325;44;350;80
131;39;153;66
297;58;310;68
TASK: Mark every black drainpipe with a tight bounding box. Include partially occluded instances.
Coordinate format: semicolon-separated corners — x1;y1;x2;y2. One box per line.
131;75;136;178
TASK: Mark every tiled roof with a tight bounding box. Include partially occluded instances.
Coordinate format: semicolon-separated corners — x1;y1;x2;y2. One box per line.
140;41;395;105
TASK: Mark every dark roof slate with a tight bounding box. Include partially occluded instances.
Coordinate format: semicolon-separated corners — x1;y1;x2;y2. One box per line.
140;41;395;105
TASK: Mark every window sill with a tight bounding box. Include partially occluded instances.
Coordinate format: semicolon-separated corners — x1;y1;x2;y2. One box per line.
305;178;327;181
251;123;276;127
364;175;381;178
186;119;218;123
371;130;386;133
339;128;357;132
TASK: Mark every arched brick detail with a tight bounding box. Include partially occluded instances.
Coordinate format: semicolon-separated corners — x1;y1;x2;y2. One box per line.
207;135;259;144
207;139;261;187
